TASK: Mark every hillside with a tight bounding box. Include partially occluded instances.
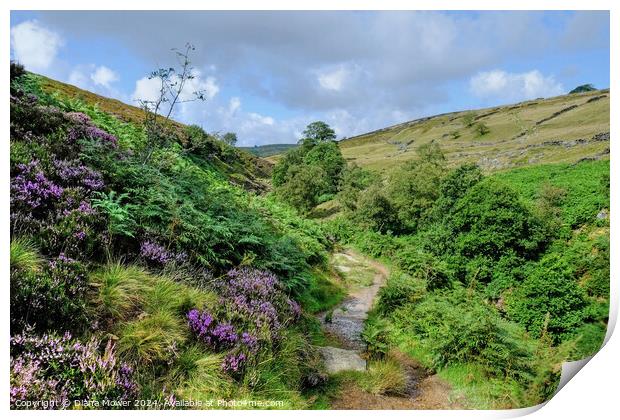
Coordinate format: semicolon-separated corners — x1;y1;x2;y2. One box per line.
10;65;610;411
338;89;609;173
241;143;298;157
10;69;343;409
34;74;273;192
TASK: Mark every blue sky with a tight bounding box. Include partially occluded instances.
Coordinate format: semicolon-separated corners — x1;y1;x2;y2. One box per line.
10;11;610;147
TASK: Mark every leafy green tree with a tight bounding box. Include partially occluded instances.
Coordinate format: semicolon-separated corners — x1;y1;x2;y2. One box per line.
271;147;305;187
275;164;328;214
474;122;490;136
303;141;346;193
386;142;446;232
432;163;483;219
354;184;400;233
222;132;238;146
462;112;477;127
300;121;336;146
337;164;379;212
445;179;549;284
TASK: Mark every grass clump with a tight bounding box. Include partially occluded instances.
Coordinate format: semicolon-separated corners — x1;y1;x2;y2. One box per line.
10;238;42;274
359;358;407;396
117;310;188;365
88;262;151;321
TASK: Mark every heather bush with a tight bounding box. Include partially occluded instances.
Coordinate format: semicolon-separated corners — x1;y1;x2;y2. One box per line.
10;329;138;409
11;253;89;333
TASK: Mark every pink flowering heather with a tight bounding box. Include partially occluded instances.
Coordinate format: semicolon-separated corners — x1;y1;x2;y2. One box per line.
53;159;105;191
222;352;247;375
10;329;138;409
11;160;63;210
66;117;118;148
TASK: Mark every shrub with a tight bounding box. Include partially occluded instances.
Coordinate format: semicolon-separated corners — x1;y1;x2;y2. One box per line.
462;112;477;127
362;316;393;359
377;270;426;314
398;290;534;383
275;164;328;214
393;246;452;291
446;179;549;283
10;329;138;409
10;61;26;81
474;122;490;136
11;253;89;333
506;254;587;343
354;184;400;233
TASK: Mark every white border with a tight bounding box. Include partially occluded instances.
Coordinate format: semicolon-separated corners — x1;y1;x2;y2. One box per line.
3;2;617;419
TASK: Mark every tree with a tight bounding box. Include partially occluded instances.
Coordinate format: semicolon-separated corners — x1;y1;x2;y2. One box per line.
221;132;238;146
462;112;477;128
136;43;208;164
451;179;548;260
474;122;490;137
432;163;483;219
275;164;328;214
337;164;378;212
386;142;447;232
300;121;336;146
303;141;346;193
354;184;399;233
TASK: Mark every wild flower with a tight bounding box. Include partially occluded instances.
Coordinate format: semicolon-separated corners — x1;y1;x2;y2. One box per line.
53;159;105;191
140;240;187;266
211;323;238;347
240;332;258;351
187;309;215;345
67;123;118;148
11;160;63;210
187;310;238;349
222;352;246;375
10;329;138;409
217;268;301;333
140;241;172;265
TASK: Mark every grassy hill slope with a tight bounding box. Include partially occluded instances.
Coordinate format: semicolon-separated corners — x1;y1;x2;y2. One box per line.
338;89;609;173
35;74;273;191
240;143;298;158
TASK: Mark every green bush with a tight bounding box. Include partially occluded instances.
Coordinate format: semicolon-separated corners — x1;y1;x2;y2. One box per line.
377;270;426;314
398;290;534;383
506;254;587;343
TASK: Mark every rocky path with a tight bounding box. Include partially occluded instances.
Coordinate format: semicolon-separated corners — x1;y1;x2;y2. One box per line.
318;250;463;410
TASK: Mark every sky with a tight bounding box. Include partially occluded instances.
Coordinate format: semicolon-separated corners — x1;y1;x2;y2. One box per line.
10;11;610;147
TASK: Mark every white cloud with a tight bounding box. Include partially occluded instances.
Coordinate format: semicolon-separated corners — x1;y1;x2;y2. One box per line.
318;66;349;91
469;69;564;103
228;97;241;116
91;65;119;88
132;70;219;107
10;20;63;72
131;76;162;104
248;112;274;126
68;68;89;87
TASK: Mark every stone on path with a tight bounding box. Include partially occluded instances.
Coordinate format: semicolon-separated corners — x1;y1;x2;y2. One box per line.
318;346;366;373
